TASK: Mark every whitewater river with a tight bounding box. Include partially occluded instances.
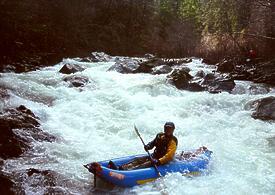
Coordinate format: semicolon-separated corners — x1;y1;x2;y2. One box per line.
0;58;275;194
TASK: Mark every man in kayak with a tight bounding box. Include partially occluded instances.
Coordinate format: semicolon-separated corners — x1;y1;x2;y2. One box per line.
109;122;178;170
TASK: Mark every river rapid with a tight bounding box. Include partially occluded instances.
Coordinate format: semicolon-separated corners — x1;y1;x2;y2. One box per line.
0;58;274;195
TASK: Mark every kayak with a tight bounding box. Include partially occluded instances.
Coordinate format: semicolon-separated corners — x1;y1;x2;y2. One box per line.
84;147;212;188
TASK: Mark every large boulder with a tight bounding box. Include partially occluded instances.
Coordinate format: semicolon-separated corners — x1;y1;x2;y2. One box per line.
133;58;165;73
90;52;112;62
201;73;236;93
59;64;85;74
108;58;141;73
217;59;235;73
63;75;89;88
167;68;193;89
0;173;16;195
246;96;275;121
208;77;236;93
0;105;56;159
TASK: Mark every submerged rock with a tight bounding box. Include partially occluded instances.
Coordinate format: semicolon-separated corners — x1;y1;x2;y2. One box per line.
246;96;275;121
63;75;89;88
0;105;56;159
59;64;85;74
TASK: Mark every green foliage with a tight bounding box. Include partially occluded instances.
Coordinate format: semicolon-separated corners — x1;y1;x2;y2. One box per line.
201;0;247;35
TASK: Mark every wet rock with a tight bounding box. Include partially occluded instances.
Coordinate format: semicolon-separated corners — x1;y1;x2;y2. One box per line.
247;96;275;121
216;58;275;86
167;68;193;89
59;64;85;74
217;59;234;73
144;53;155;59
134;58;166;73
63;75;89;88
151;65;173;75
200;74;236;93
0;106;56;159
187;82;206;92
0;122;29;159
0;87;9;110
202;58;219;65
0;173;16;195
79;57;94;63
166;58;192;66
108;58;140;73
195;70;205;78
90;52;112;62
208;77;236;93
10;168;87;194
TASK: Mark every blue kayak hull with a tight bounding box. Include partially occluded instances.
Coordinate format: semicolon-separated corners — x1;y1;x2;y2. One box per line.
85;149;212;188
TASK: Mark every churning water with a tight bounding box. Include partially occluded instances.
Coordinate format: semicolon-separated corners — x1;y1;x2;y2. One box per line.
0;58;274;194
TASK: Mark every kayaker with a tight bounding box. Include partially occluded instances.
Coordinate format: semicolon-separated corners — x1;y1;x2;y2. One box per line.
108;122;178;170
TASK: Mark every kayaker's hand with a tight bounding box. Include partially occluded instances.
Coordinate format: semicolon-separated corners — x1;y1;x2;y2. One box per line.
144;145;150;151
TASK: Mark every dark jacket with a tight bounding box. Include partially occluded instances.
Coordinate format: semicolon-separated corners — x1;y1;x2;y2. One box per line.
146;132;178;164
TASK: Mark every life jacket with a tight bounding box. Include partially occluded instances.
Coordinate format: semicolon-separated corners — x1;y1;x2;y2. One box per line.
150;133;178;164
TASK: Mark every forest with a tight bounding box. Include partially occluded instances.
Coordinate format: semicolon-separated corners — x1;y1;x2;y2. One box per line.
0;0;275;67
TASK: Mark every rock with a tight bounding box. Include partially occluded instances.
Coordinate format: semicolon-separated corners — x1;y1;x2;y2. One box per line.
167;68;193;89
208;77;236;93
165;58;192;66
200;73;236;93
0;173;16;195
79;57;94;63
108;58;140;73
187;82;206;92
217;59;234;73
63;75;89;88
228;58;275;86
144;53;155;59
90;52;111;62
151;65;173;75
200;73;216;85
202;58;219;65
133;58;166;73
195;70;205;78
0;122;28;159
10;168;86;194
0;106;56;159
108;57;165;74
248;96;275;121
59;64;85;74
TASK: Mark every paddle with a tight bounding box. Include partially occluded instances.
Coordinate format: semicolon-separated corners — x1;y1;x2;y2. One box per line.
134;125;162;177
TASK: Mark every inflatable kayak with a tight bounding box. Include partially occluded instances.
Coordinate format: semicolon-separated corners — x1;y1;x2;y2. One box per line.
84;147;212;188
